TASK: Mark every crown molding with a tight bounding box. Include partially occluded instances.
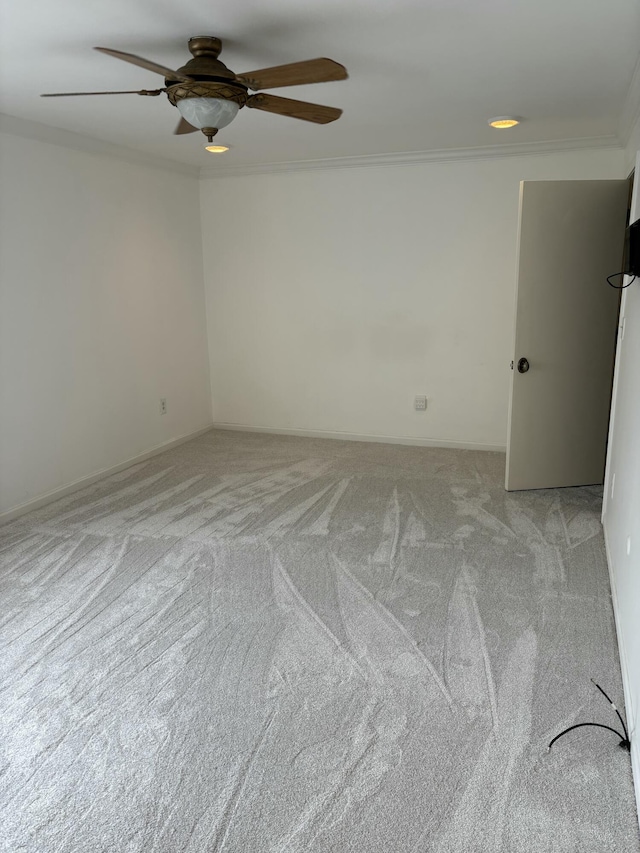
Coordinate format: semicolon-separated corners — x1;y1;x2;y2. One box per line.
619;52;640;149
0;113;200;178
199;135;622;179
0;113;623;181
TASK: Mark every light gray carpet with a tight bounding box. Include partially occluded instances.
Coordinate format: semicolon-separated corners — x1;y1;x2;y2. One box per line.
1;429;638;852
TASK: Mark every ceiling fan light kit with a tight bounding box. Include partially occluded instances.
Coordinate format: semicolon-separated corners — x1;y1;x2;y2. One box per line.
42;35;348;146
174;94;241;138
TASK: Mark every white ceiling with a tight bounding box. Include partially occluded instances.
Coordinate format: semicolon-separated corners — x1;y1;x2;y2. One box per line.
1;0;639;168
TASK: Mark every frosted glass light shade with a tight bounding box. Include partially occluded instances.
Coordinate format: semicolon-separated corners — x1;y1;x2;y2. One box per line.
176;98;239;130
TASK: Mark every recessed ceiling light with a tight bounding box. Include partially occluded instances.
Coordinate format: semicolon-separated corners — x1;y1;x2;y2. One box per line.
489;116;520;129
205;144;229;153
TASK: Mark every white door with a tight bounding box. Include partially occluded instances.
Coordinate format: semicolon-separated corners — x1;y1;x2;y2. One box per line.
505;180;629;491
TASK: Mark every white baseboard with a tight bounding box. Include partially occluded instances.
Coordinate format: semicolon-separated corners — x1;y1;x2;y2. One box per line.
211;422;506;453
603;528;640;828
0;424;214;525
1;422;503;527
633;740;640;833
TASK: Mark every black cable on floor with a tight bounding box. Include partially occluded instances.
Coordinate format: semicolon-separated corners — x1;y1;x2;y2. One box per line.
590;678;630;745
548;680;631;753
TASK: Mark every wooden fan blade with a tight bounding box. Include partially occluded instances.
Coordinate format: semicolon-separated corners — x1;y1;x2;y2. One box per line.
236;58;347;91
246;94;342;124
41;89;165;97
174;117;199;135
94;47;193;83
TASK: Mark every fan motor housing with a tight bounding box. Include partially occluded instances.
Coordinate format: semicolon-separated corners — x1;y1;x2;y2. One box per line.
165;81;248;109
165;37;248;109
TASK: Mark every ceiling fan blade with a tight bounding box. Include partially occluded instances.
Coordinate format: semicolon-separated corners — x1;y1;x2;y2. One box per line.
236;58;347;91
246;93;342;124
94;47;193;83
41;89;165;97
174;117;199;135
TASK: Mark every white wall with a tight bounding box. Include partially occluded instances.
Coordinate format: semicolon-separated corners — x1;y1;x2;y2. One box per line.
624;114;640;174
0;131;212;516
200;148;625;449
603;148;640;816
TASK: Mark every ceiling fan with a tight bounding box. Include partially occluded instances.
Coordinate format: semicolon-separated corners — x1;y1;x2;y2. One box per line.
41;36;348;144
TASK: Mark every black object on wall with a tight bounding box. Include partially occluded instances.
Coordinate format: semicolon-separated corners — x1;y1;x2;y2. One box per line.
607;218;640;288
623;218;640;276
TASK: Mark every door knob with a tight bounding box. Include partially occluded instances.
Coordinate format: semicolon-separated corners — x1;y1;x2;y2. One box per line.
517;357;530;373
